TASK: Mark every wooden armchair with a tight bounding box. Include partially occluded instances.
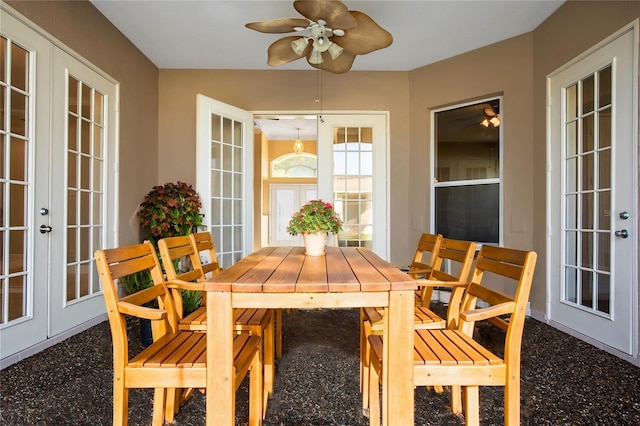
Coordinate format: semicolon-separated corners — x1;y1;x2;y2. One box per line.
359;233;441;401
368;245;537;426
157;233;275;418
405;233;443;305
361;237;476;410
95;242;262;426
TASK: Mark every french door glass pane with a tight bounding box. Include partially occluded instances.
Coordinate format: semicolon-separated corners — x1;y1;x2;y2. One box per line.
209;113;243;267
65;75;104;304
333;126;373;248
563;65;612;314
1;38;30;325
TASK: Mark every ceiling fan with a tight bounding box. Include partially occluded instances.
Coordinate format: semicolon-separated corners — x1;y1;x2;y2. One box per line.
246;0;393;74
481;105;501;128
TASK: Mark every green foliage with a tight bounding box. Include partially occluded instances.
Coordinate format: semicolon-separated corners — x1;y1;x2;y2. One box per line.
181;289;202;315
286;199;343;236
135;181;204;313
119;270;153;295
138;181;203;244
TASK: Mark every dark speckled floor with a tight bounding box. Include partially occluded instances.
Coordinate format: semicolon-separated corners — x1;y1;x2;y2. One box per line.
1;305;639;425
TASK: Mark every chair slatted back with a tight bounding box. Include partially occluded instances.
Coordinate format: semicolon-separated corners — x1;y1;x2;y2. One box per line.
189;232;222;278
407;233;443;279
95;242;179;362
459;245;537;354
157;235;206;318
419;238;476;328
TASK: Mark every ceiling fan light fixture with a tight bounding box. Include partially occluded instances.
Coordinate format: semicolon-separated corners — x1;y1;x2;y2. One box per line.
327;42;344;59
309;49;323;64
480;118;490;127
490;116;500;127
291;37;308;55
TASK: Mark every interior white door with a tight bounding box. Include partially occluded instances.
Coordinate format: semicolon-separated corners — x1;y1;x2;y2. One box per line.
196;95;253;266
0;11;51;360
48;48;116;335
548;26;637;355
317;114;389;259
269;184;316;246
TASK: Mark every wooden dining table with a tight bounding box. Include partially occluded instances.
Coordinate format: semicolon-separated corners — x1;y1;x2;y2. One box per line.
204;246;416;425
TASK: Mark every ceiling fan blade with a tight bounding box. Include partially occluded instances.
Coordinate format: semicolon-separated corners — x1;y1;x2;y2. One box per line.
246;18;310;33
334;11;392;55
294;0;357;30
308;49;356;74
268;36;309;66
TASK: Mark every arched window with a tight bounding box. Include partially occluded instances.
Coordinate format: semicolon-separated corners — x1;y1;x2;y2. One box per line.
271;153;317;177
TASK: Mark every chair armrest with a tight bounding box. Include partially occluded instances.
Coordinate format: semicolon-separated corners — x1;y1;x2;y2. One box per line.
166;279;204;292
117;301;167;321
415;279;467;288
459;301;515;322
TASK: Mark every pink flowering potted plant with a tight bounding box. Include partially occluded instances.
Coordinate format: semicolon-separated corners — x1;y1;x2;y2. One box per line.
286;199;343;256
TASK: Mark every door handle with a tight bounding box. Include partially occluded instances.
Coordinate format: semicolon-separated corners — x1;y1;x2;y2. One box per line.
39;225;53;234
614;229;628;239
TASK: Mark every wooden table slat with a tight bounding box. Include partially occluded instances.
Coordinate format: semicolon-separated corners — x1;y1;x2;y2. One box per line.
357;247;417;290
233;247;292;292
263;247;305;292
342;247;390;291
296;254;329;292
204;247;277;291
325;248;361;292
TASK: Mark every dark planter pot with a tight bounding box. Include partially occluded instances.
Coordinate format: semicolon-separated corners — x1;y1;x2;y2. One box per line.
140;318;153;348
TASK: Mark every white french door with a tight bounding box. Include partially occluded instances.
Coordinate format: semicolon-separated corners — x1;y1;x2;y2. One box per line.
196;95;254;266
548;25;637;355
269;184;317;246
317;114;389;259
49;48;117;335
1;8;117;361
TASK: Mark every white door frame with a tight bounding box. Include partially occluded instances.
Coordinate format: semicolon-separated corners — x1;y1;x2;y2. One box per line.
546;21;638;360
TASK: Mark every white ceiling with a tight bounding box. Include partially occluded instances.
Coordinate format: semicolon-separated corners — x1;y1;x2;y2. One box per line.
89;0;564;139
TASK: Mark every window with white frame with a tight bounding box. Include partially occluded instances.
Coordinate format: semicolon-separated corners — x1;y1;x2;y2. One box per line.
433;98;502;244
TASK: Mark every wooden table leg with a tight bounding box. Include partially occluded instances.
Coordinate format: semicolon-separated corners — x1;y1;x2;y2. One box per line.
383;290;414;425
206;291;235;425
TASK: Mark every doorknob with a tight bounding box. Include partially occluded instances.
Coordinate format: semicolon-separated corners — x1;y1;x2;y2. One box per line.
615;229;629;238
39;225;53;234
619;211;630;220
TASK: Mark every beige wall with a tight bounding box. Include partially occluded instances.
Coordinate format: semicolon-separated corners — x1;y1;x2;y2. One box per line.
6;0;160;246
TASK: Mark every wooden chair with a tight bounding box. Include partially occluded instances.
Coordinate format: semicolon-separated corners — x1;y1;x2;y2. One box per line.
359;233;441;401
361;237;476;410
368;245;537;426
157;233;275;417
95;242;262;426
404;233;443;305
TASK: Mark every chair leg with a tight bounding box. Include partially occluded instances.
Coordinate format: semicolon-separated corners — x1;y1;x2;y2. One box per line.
361;319;372;410
504;377;520;426
248;349;263;426
264;312;275;399
113;379;128;426
164;388;179;423
359;309;366;393
368;353;381;426
152;388;166;426
462;386;480;426
275;309;283;359
450;384;463;414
